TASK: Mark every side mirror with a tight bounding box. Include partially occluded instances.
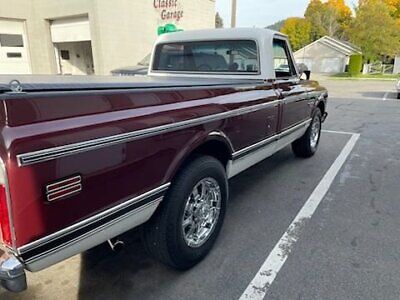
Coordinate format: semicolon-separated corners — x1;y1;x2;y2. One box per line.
297;63;311;80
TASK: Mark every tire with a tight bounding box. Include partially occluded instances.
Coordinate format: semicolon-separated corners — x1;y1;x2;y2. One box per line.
397;93;400;100
142;156;228;270
292;108;322;158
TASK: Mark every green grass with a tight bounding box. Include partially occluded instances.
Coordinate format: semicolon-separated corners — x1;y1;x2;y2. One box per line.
331;73;400;80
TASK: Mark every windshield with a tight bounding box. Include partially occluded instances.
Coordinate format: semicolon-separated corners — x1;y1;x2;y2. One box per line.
138;54;151;66
152;40;259;74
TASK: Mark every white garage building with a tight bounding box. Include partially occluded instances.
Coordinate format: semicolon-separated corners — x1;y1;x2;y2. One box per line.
294;36;362;74
0;0;216;75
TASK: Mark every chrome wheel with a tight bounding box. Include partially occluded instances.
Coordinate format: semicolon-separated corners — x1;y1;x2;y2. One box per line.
310;115;321;149
182;177;221;248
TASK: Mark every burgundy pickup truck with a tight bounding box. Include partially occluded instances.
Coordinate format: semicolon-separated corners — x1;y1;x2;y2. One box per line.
0;28;327;292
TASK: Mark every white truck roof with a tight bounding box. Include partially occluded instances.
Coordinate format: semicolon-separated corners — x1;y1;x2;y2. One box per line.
149;28;294;80
154;28;285;43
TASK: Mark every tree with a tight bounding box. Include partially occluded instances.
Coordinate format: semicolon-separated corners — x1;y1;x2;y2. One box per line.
327;0;353;22
305;0;327;40
361;0;400;18
382;0;400;18
281;18;312;51
215;12;224;28
348;0;400;61
267;20;286;31
326;0;352;36
305;0;352;40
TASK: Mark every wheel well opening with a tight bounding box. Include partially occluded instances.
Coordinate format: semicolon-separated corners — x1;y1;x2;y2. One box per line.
179;140;232;173
193;140;232;167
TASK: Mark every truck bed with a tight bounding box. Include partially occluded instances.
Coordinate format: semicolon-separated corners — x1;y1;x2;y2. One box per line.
0;75;262;94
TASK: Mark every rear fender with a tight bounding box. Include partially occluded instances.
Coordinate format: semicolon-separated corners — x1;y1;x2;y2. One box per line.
163;130;234;183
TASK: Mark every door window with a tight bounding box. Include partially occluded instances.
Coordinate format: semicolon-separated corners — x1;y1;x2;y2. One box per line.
0;34;24;47
60;50;70;60
273;39;296;78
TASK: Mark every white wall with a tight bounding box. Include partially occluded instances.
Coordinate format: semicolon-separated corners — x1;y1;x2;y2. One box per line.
92;0;216;75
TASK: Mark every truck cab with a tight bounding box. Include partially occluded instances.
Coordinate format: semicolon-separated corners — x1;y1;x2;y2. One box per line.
149;28;298;80
149;28;326;132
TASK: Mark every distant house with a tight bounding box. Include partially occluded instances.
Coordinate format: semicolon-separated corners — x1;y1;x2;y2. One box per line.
294;36;362;74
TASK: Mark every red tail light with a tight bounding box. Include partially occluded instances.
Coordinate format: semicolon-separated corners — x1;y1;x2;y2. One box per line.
0;184;11;246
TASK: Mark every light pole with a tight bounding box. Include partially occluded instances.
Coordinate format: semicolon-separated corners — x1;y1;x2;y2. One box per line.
231;0;237;28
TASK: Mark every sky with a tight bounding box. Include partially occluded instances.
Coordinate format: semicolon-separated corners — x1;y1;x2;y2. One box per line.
216;0;359;28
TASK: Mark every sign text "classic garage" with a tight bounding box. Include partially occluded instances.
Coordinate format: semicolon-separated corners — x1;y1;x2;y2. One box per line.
153;0;184;22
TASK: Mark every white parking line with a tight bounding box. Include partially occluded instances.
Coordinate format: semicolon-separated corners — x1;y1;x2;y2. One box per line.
239;131;360;300
331;96;397;102
322;129;356;135
383;92;390;101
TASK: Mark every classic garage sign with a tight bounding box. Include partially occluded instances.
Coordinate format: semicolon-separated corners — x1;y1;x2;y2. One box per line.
154;0;184;22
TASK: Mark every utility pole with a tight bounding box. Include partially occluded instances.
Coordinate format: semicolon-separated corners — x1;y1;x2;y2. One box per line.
231;0;237;28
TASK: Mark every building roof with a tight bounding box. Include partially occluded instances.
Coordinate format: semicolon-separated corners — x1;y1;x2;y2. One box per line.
295;36;362;56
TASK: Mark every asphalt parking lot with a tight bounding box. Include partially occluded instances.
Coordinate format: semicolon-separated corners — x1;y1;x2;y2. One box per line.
1;77;399;300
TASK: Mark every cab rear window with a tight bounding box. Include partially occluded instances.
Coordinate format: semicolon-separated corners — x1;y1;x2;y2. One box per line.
152;40;259;74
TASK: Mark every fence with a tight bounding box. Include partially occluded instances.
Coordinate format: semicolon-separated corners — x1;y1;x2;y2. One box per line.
363;62;395;74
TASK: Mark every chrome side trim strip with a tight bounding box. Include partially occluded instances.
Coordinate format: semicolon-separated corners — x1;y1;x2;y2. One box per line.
232;118;311;160
282;93;306;104
17;100;281;167
233;134;276;160
279;119;311;137
18;182;170;254
228;119;311;178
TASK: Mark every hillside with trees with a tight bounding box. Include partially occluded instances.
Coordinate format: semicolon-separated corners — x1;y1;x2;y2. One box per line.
267;20;286;31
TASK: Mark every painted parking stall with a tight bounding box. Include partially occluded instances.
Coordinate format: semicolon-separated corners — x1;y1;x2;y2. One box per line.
240;130;360;299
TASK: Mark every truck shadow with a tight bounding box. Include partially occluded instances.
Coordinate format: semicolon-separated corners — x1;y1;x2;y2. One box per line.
77;148;296;300
78;230;180;300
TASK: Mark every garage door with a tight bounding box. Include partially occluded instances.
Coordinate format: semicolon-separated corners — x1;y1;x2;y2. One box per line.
319;58;344;73
50;16;91;43
0;19;31;74
50;16;94;75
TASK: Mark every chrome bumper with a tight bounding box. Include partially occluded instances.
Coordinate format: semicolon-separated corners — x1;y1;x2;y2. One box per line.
0;249;27;293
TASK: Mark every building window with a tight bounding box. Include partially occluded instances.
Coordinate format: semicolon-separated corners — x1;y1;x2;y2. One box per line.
6;52;22;58
60;50;70;60
0;34;24;47
153;40;259;74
